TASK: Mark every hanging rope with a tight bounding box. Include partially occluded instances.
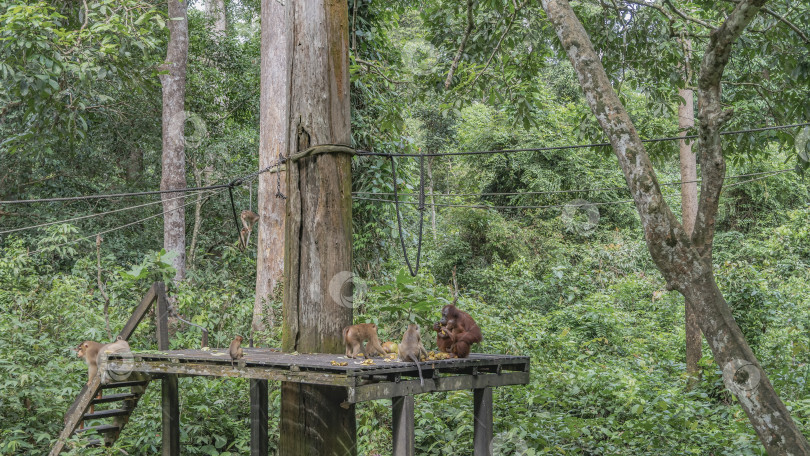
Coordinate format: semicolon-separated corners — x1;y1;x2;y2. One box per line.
390;155;425;277
227;184;241;244
276;146;287;200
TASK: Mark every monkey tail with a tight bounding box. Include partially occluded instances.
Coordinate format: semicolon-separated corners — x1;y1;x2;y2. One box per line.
410;355;424;387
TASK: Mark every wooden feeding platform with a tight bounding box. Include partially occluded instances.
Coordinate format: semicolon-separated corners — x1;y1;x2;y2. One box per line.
51;284;530;456
110;348;530;455
118;348;529;402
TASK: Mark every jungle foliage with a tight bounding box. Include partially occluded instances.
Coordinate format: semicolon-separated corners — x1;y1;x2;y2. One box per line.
1;0;809;454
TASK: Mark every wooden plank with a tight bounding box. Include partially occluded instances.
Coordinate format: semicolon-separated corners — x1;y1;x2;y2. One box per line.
107;360;355;387
130;350;529;377
250;379;268;456
50;377;102;456
345;372;529;404
473;388;493;456
155;283;170;351
392;396;414;456
162;374;180;456
83;408;129;419
118;283;158;340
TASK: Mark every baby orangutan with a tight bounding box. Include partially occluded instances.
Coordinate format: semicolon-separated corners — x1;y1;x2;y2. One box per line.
342;323;386;358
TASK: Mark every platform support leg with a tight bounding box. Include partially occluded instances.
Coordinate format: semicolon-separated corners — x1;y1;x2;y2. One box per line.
162;374;180;456
473;387;492;456
392;395;415;456
250;379;268;456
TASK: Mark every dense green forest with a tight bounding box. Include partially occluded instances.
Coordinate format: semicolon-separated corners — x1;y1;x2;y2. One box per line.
1;0;809;454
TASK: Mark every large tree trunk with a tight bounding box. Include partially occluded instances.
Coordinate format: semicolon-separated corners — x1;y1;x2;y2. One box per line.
279;0;355;454
160;0;189;282
253;0;291;338
540;0;810;453
679;78;702;387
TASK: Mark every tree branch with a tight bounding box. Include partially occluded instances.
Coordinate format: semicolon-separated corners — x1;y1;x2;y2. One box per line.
621;0;672;22
761;5;810;43
692;0;768;253
720;0;810;44
461;0;529;95
444;0;475;89
353;58;408;85
663;0;717;30
541;0;689;280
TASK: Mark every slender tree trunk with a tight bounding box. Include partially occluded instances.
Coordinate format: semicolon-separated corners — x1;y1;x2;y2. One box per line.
125;147;143;184
679;78;702;387
280;0;355;454
206;0;226;34
541;0;810;452
189;164;212;267
253;0;291;338
445;0;475;89
160;0;189;282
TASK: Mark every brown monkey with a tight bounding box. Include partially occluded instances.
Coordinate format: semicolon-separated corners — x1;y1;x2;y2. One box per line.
76;341;104;385
239;210;259;251
97;336;131;384
398;324;428;386
229;335;244;366
342;323;386;358
239;228;251;250
434;304;482;358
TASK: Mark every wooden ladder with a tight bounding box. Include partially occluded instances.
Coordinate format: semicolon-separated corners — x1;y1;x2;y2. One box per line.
50;282;171;455
49;375;151;455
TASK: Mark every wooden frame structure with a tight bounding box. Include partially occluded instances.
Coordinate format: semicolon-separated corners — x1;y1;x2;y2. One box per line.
50;282;172;456
53;282;530;456
107;349;530;456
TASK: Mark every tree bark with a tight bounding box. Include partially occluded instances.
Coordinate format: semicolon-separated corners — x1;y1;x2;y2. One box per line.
280;0;355;454
679;73;702;387
253;0;292;337
160;0;189;282
206;0;226;34
540;0;810;452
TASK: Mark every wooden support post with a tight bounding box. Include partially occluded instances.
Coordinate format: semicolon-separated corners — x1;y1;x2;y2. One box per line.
162;374;180;456
392;396;415;456
157;283;177;455
155;282;170;351
250;379;268;456
473;388;493;456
